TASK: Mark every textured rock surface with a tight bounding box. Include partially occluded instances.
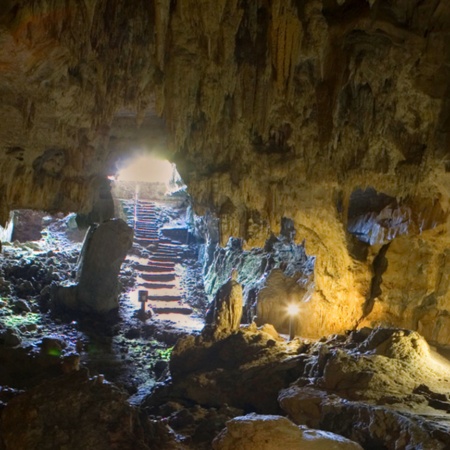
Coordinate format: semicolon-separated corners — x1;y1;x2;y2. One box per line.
278;328;450;449
54;218;133;313
1;1;450;341
0;370;184;450
212;413;363;450
205;270;243;335
149;323;305;414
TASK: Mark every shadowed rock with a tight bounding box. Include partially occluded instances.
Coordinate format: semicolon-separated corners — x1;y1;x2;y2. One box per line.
205;270;243;336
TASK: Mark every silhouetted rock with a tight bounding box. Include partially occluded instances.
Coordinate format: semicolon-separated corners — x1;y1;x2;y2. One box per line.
0;370;183;450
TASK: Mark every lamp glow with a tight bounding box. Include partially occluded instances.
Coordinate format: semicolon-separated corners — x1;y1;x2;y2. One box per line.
287;303;300;341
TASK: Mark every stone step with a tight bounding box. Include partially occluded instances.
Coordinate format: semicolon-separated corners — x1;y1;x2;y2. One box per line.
135;223;158;230
136;264;175;273
161;228;189;242
152;252;179;259
140;273;176;282
139;282;177;290
150;306;193;315
133;222;156;228
134;227;158;233
150;294;182;302
134;231;158;244
158;241;187;248
146;259;176;266
134;238;159;246
150;256;180;263
155;247;180;254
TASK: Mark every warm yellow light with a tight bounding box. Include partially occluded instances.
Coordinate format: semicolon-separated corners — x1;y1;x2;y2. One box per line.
287;303;300;316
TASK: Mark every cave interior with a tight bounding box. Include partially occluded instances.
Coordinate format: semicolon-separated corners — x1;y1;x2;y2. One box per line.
1;1;450;449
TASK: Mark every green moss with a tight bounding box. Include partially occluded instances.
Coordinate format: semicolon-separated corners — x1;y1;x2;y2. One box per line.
156;346;173;361
1;312;40;329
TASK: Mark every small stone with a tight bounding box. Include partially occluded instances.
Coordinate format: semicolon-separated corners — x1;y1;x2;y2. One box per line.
12;299;31;313
19;323;38;333
0;328;22;347
40;336;67;357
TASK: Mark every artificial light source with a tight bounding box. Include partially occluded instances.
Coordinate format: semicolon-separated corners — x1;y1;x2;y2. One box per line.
287;303;300;341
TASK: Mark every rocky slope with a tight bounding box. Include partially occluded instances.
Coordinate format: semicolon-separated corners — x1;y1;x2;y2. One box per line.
145;324;450;449
1;1;450;342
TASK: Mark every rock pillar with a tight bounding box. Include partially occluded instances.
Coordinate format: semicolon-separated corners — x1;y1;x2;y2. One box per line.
54;219;133;314
205;270;243;335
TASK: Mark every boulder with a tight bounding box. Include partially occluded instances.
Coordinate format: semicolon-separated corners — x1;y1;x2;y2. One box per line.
153;324;306;413
212;413;363;450
0;370;184;450
54;219;133;313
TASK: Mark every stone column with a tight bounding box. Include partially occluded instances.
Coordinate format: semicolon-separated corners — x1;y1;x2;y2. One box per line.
54;218;133;314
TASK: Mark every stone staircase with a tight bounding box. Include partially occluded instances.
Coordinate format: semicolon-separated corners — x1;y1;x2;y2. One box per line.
122;198;202;327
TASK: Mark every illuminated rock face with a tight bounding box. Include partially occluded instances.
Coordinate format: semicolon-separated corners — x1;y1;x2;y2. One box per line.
1;2;450;342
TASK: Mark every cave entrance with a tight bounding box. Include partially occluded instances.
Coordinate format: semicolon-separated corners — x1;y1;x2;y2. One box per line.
113;154;207;331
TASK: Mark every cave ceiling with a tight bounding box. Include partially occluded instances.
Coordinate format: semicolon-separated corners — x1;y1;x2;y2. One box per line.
1;0;450;340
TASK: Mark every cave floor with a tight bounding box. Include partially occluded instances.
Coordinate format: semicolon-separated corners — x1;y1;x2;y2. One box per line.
0;196;208;402
2;203;450;448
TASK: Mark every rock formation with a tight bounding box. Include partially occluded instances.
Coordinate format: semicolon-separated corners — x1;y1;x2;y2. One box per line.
148;325;450;448
54;218;133;313
204;269;243;335
0;0;449;342
0;370;183;450
212;413;363;450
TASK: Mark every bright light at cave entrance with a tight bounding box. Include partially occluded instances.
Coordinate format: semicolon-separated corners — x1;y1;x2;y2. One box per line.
117;154;174;183
287;303;300;316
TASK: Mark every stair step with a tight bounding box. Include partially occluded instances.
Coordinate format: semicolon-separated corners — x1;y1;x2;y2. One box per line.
150;256;180;263
151;306;193;315
135;224;158;230
155;248;180;254
139;282;177;290
136;264;175;273
150;295;182;302
140;273;176;282
134;237;158;245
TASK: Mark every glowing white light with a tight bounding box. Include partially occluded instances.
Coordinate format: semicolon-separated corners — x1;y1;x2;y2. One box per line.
117;154;174;183
287;303;300;316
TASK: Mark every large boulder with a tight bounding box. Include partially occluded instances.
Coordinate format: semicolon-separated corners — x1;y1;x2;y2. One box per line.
0;370;183;450
54;219;133;313
212;413;363;450
152;324;305;413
